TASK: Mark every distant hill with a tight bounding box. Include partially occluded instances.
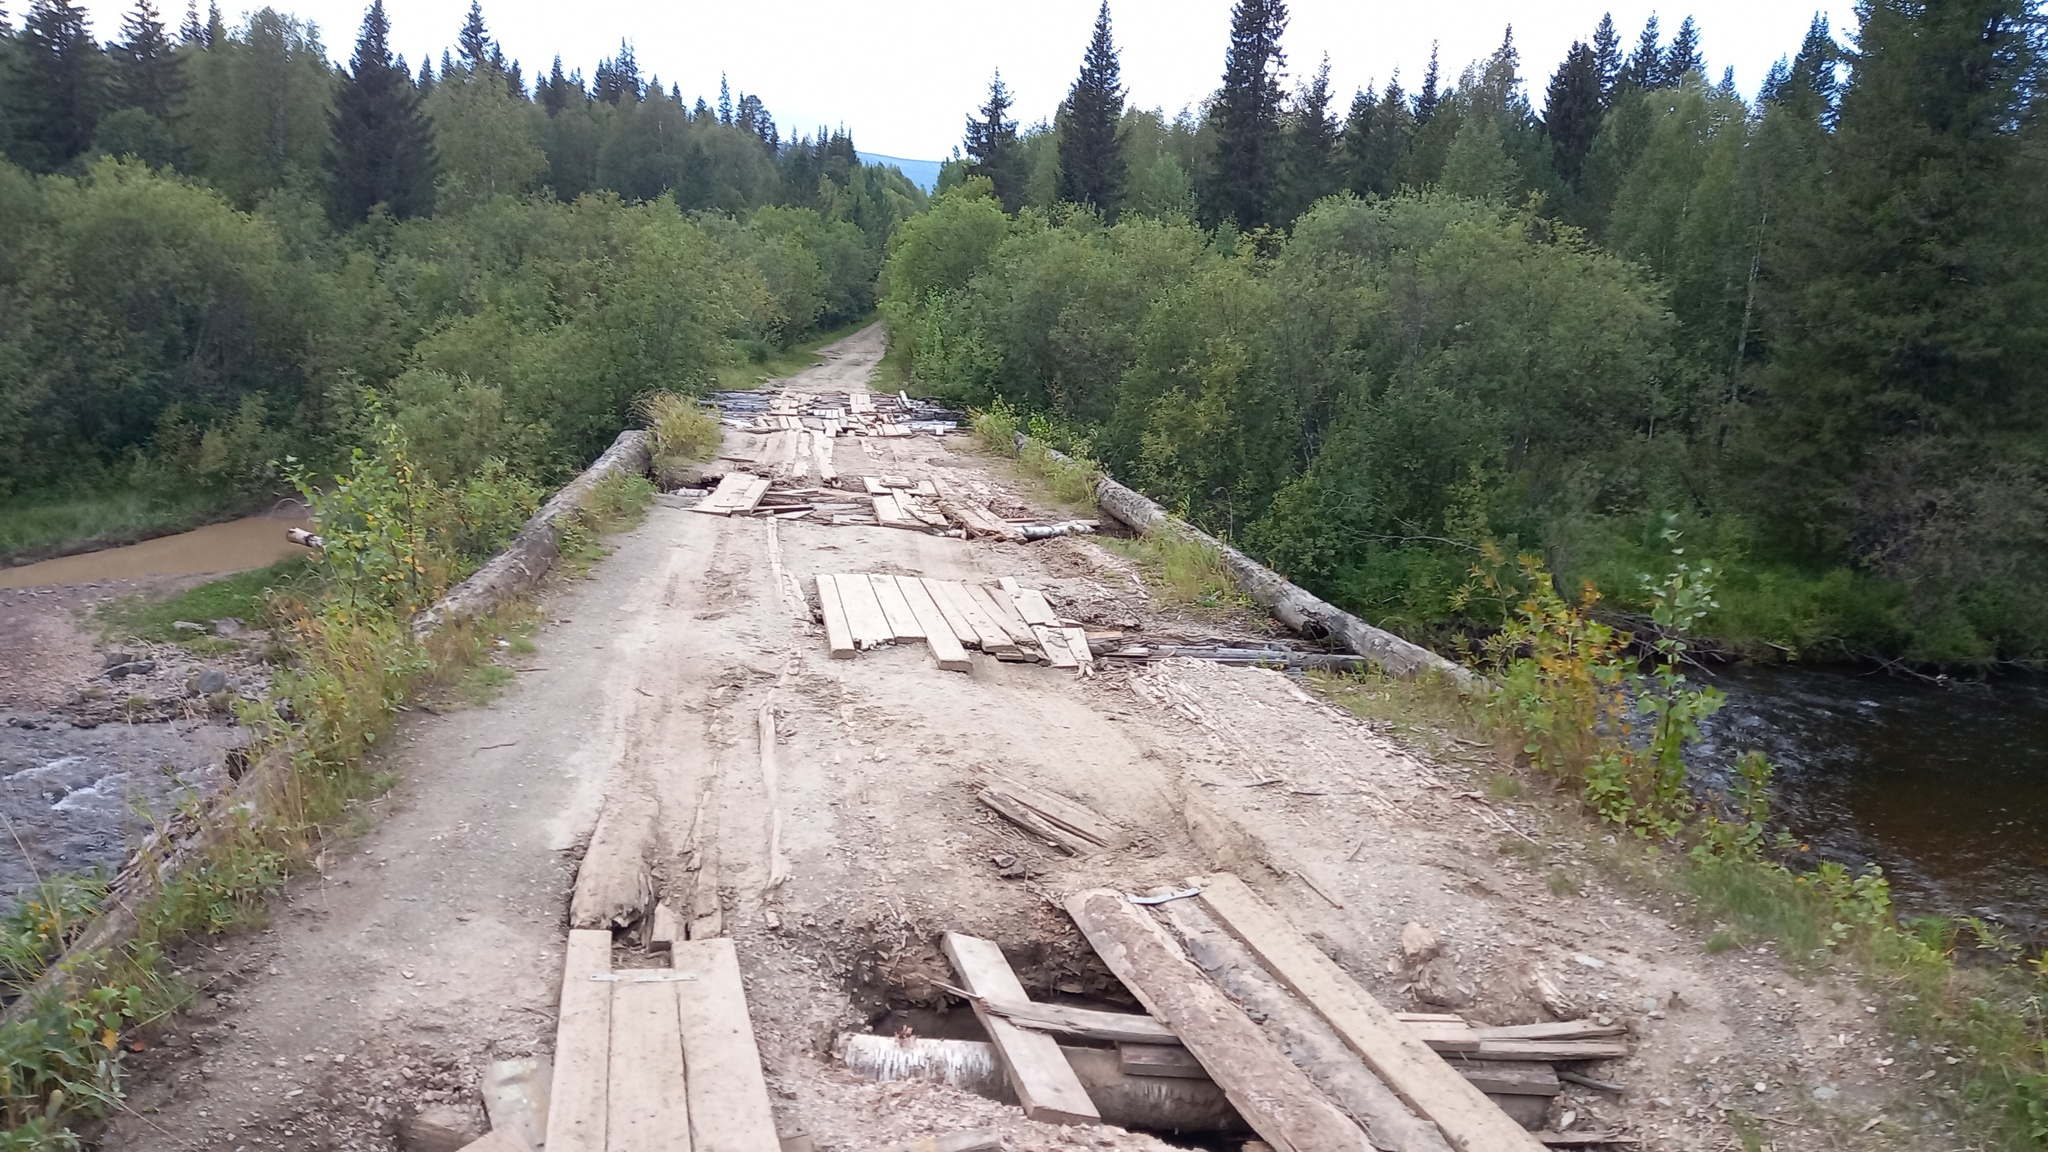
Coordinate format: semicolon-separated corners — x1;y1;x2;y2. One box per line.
857;152;943;192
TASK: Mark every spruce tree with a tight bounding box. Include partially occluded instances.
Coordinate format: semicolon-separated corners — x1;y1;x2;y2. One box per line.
963;69;1023;211
718;73;731;123
1337;84;1373;193
1543;40;1604;188
326;0;435;223
1352;75;1410;196
1201;0;1288;229
1277;54;1337;220
178;0;200;44
456;0;491;72
2;0;105;171
540;54;568;114
1786;15;1838;116
1413;43;1440;123
112;0;183;118
1056;0;1127;215
416;56;433;95
1623;14;1661;91
1756;0;2048;575
1659;16;1703;87
1591;13;1623;105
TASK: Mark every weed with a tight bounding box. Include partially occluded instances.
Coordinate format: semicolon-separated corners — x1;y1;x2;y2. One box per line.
1103;526;1250;613
969;398;1022;456
640;392;721;488
1486;774;1524;800
0;878;109;994
1546;867;1583;897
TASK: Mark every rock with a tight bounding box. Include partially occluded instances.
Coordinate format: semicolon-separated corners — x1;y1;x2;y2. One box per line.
400;1103;484;1152
1413;956;1476;1008
173;620;206;632
1812;1085;1839;1101
196;668;230;694
102;651;136;668
1571;952;1606;969
210;618;245;636
481;1057;551;1150
1399;921;1441;964
105;660;157;680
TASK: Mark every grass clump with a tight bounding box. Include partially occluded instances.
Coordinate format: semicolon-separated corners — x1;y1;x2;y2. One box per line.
641;391;721;489
1104;526;1250;613
98;559;313;645
0;485;226;563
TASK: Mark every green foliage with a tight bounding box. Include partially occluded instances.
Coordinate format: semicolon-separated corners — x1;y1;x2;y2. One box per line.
641;391;720;488
0;878;107;994
97;559;311;644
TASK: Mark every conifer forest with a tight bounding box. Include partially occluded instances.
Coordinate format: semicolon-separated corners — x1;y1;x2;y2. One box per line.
3;0;2045;668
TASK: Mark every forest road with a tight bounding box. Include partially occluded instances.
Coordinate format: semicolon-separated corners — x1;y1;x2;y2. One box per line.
107;324;1889;1152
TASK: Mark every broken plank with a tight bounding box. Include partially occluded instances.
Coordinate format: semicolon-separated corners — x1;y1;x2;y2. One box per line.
569;799;655;929
894;577;972;672
693;472;754;516
929;580;1017;655
815;575;856;660
835;574;894;649
1398;1017;1481;1054
1060;626;1095;673
456;1132;533;1152
862;476;891;495
1011;588;1060;626
986;775;1125;850
545;929;613;1152
1063;890;1371;1152
978;788;1099;856
606;979;692;1152
1120;1043;1209;1080
1191;873;1547;1152
893;1132;1000;1152
730;476;773;515
673;938;781;1152
976;999;1177;1044
963;583;1039;647
869;573;926;640
874;492;922;530
940;933;1099;1126
918;578;984;651
940;497;1023;542
1034;625;1079;668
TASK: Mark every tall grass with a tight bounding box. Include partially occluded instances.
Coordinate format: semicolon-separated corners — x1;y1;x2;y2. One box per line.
640;392;721;489
0;486;228;562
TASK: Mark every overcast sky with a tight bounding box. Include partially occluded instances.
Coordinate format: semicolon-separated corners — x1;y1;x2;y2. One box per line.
78;0;1861;160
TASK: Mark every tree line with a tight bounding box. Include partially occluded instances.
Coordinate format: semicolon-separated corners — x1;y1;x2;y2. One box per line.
0;0;922;546
896;0;2047;667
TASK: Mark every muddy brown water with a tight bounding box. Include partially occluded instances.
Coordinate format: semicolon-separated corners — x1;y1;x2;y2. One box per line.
0;503;313;591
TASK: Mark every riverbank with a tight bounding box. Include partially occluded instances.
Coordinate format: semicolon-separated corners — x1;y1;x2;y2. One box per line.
0;486;305;571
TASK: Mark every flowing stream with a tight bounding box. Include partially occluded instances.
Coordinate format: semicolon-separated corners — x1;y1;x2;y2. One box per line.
1695;663;2048;933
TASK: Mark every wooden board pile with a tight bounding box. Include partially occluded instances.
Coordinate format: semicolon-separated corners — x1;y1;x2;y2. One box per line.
930;873;1634;1150
544;931;781;1152
814;573;1095;671
722;386;952;439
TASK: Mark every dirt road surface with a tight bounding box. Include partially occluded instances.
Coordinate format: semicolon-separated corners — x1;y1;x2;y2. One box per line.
106;327;1917;1152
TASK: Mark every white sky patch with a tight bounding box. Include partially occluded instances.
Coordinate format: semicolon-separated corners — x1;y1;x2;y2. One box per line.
78;0;1862;161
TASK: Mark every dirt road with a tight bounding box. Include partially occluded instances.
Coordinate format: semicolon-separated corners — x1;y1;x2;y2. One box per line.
107;326;1915;1152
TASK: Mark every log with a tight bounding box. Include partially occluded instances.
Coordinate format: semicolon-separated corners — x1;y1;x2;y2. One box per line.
1191;873;1546;1152
1064;889;1373;1152
940;933;1100;1125
570;798;656;930
1120;1043;1208;1080
839;1035;1247;1136
1155;900;1452;1152
1066;447;1473;686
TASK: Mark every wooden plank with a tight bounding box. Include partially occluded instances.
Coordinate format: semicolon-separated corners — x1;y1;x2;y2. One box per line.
1474;1021;1630;1042
978;788;1101;856
869;575;926;640
672;938;781;1152
730;476;772;515
456;1132;534;1152
607;979;692;1152
1034;626;1079;668
1012;588;1060;626
1465;1038;1631;1062
929;581;1017;656
1399;1017;1481;1054
835;574;893;649
977;998;1177;1044
874;492;922;531
1192;873;1547;1152
987;775;1124;849
1062;890;1371;1152
918;578;984;650
1060;626;1095;673
894;577;972;672
694;472;753;516
545;929;613;1152
1445;1060;1561;1097
814;575;856;660
813;430;837;483
940;933;1100;1126
939;498;1024;542
862;476;891;495
963;583;1038;648
1120;1043;1209;1080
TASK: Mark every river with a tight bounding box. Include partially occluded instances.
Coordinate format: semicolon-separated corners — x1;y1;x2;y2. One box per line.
1696;662;2048;933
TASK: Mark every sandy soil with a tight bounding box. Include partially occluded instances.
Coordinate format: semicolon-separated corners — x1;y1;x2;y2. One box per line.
100;328;1940;1152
